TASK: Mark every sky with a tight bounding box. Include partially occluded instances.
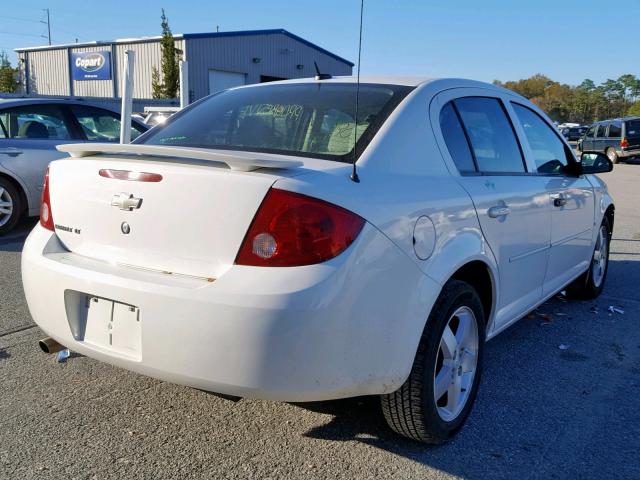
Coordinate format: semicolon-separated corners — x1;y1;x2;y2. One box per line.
1;0;638;86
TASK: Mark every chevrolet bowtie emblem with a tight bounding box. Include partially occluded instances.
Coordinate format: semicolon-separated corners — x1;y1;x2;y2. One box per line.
111;193;142;211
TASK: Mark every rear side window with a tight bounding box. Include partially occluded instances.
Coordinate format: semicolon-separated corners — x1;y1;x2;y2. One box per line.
439;102;476;173
608;122;621;138
453;97;525;173
511;103;571;174
626;120;640;137
70;105;145;142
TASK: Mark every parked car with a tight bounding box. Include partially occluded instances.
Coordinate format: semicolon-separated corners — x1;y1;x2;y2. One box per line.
143;106;180;127
578;117;640;163
23;77;614;444
0;99;148;233
561;126;588;141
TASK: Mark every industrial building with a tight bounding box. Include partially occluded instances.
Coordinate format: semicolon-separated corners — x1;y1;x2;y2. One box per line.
14;29;353;106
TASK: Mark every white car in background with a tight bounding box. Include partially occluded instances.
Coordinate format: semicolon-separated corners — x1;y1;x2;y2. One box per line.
22;77;614;443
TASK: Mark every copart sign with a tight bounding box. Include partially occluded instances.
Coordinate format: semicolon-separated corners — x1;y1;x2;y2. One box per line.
71;51;111;81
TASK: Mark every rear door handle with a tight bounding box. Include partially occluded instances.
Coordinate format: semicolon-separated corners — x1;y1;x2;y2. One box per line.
0;147;23;155
488;206;511;218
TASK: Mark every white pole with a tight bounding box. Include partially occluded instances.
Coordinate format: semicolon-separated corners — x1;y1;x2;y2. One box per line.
179;60;189;109
120;50;135;144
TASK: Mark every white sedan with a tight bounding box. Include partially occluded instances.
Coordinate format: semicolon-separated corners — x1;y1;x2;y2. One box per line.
22;77;614;443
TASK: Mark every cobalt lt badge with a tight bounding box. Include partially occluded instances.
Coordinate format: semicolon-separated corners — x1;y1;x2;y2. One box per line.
121;222;131;235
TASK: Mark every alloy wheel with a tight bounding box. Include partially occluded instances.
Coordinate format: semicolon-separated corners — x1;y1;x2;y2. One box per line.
0;187;14;227
433;306;479;422
591;225;608;288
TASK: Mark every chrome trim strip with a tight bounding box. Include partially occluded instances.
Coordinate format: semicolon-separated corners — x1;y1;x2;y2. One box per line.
551;228;592;247
509;244;551;263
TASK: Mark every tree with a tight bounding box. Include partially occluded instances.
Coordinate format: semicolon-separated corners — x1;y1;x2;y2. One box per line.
151;9;181;99
627;101;640;117
497;73;640;123
0;51;18;93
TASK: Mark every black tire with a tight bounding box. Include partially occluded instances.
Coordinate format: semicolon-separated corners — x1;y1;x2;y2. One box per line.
606;147;619;164
566;217;611;300
0;177;22;235
381;280;485;444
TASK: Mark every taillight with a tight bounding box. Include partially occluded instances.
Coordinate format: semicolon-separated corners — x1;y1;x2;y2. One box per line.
235;189;365;267
621;137;629;149
40;167;54;231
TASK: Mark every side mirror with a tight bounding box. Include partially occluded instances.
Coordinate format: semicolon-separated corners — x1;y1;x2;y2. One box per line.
580;151;613;174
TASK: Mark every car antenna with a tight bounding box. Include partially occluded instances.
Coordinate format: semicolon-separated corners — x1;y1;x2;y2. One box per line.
350;0;364;183
314;61;331;80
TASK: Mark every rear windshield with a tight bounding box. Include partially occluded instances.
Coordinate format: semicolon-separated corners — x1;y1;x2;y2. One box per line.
625;120;640;137
140;83;413;162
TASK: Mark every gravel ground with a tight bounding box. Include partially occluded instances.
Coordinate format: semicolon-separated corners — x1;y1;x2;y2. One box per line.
1;166;639;480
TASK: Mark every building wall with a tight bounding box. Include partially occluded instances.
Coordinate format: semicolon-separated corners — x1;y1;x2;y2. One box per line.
18;39;185;99
16;33;350;101
114;39;185;98
186;33;352;100
24;48;70;95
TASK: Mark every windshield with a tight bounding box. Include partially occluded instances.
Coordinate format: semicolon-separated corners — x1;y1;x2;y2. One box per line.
140;83;413;162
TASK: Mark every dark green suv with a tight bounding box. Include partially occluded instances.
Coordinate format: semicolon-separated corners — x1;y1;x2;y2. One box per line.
579;117;640;163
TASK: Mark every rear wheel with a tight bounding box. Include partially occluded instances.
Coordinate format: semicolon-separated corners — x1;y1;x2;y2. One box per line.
606;147;619;164
381;280;485;444
566;217;611;299
0;178;22;235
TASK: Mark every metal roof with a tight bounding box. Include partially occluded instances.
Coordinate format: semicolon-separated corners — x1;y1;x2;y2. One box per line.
15;28;353;66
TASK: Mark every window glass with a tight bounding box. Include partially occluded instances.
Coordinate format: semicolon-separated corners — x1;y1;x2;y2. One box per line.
0;114;7;138
512;103;571;174
141;83;414;162
453;97;525;173
625;119;640;138
586;125;595;137
608;122;621;137
596;124;608;137
70;105;144;142
3;105;71;140
439;102;476;172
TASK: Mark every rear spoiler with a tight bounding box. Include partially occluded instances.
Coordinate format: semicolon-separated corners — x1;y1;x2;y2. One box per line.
56;143;304;172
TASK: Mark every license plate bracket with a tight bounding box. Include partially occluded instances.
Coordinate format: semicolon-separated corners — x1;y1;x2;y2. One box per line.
83;296;141;359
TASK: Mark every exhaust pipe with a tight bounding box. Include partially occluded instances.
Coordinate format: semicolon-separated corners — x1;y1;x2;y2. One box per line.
39;337;65;354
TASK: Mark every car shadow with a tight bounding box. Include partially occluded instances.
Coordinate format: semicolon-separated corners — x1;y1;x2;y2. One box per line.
0;217;37;251
292;257;639;478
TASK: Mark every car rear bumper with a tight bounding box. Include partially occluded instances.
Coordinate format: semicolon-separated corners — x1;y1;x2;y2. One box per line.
619;148;640;158
22;224;440;401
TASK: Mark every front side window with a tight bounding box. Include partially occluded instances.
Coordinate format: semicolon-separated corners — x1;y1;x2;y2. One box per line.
70;105;144;142
141;83;413;162
2;105;71;140
453;97;525;173
512;103;572;174
586;125;595;137
439;102;476;173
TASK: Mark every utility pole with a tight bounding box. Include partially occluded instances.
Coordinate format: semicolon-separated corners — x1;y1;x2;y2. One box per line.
40;9;51;45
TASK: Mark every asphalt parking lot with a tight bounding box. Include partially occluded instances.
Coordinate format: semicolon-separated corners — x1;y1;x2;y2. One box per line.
1;165;640;480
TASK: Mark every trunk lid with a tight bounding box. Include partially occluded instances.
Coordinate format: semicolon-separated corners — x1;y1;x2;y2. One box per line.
47;150;305;280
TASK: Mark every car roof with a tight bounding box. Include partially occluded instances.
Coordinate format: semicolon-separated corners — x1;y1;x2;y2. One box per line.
0;97;118;111
232;75;517;93
596;116;640;123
